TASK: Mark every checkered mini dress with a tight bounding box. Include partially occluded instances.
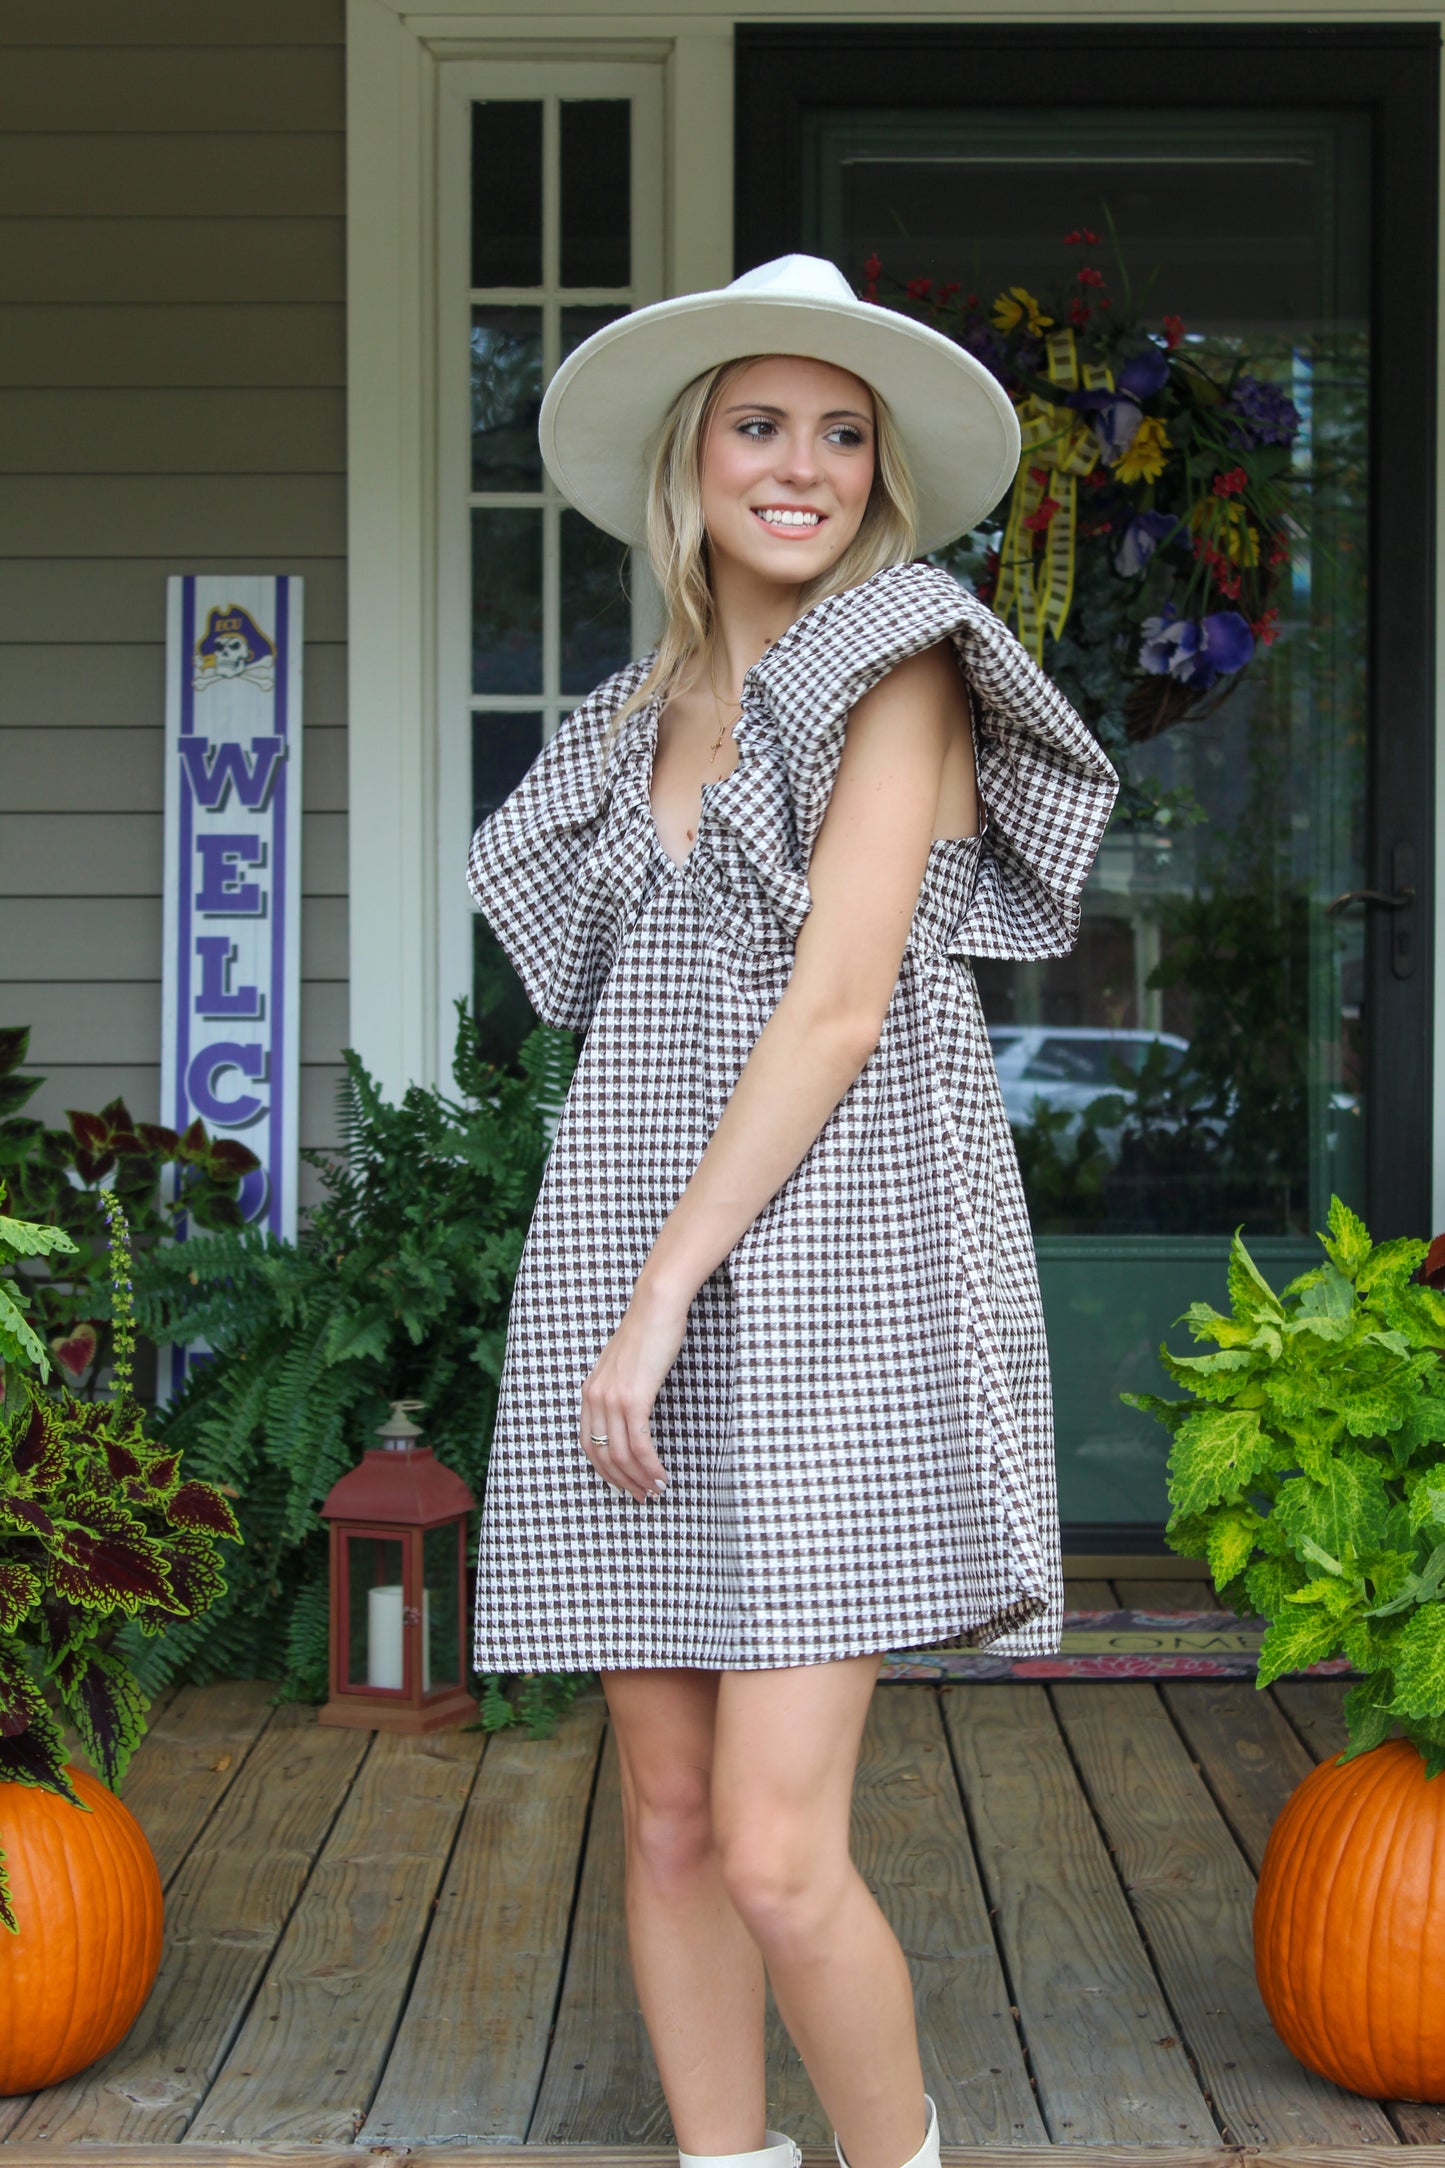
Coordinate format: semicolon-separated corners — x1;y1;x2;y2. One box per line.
466;559;1119;1671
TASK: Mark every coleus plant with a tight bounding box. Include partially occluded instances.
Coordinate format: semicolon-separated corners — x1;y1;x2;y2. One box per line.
0;1187;243;1932
1126;1197;1445;1776
0;1025;259;1392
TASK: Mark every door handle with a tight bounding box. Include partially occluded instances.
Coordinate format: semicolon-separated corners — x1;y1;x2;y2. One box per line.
1324;886;1414;915
1324;842;1417;979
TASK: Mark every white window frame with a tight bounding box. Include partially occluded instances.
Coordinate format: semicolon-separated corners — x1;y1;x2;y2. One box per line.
345;4;733;1099
436;60;665;1049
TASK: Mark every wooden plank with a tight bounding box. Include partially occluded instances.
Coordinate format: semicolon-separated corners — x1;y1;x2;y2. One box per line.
0;2134;1438;2168
188;1726;486;2146
0;225;344;311
362;1697;609;2148
1063;1579;1116;1608
1270;1679;1350;1762
0;386;346;468
1050;1682;1397;2147
0;641;347;729
0;139;344;220
111;1678;284;1887
1111;1577;1218;1611
940;1683;1216;2146
0;48;344;132
0;0;343;41
1158;1681;1316;1878
0;812;348;895
0;559;347;643
847;1687;1046;2147
3;1703;372;2147
530;1723;668;2144
12;1059;346;1149
1;477;346;558
0;978;347;1067
1060;1553;1209;1580
1;724;346;813
0;306;344;388
0;893;347;983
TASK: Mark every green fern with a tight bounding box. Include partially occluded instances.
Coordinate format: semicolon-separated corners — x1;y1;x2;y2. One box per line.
127;1002;593;1721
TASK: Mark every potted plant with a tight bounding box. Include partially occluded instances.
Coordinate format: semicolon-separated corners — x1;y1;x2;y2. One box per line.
0;1185;242;2094
1126;1195;1445;2101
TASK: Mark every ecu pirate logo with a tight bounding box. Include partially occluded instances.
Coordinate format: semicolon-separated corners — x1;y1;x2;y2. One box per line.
193;604;276;694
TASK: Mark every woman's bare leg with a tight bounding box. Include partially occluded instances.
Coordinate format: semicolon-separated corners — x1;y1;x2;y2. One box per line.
601;1667;770;2152
712;1657;927;2168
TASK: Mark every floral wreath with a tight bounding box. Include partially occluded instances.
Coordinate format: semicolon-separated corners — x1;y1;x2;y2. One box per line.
866;225;1304;784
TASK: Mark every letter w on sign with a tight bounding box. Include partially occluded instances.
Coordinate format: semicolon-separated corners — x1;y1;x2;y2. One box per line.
175;734;287;812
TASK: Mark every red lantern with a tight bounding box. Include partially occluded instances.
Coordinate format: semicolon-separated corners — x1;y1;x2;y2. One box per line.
318;1400;477;1734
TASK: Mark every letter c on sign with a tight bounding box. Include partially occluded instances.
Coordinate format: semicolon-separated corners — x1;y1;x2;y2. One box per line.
187;1042;266;1126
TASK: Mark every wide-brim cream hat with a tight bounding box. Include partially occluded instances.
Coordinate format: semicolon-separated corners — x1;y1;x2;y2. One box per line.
538;253;1022;557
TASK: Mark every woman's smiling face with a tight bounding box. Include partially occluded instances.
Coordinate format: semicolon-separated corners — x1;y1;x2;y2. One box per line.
698;353;878;584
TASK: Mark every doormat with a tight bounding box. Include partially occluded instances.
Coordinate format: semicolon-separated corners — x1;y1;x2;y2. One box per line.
879;1608;1363;1681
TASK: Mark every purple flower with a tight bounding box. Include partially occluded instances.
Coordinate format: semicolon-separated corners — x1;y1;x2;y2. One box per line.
1114;510;1180;577
1089;394;1144;466
1223;374;1301;448
1115;344;1170;401
1138;603;1254;689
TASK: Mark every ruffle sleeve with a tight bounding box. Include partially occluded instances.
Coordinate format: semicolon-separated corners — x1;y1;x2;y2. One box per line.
748;560;1120;961
466;654;655;1030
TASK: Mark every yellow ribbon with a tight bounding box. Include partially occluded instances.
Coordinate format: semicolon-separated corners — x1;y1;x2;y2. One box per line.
993;328;1113;663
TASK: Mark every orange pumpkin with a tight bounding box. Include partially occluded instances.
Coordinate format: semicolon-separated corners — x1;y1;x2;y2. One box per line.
0;1763;164;2095
1254;1736;1445;2101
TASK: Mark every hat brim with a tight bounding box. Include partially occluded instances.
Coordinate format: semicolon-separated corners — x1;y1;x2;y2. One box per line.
538;289;1022;557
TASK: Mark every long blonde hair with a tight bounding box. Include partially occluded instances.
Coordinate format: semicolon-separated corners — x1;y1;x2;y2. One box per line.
601;353;918;762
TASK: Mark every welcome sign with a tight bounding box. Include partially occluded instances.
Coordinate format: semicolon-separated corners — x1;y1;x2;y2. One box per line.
161;575;303;1389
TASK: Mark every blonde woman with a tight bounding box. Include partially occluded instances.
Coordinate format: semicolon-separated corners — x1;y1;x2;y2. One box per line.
468;256;1119;2168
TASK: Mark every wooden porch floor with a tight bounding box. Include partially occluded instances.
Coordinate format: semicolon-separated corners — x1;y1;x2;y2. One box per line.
4;1575;1444;2166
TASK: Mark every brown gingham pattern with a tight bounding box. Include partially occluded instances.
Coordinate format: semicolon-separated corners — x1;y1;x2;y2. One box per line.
467;560;1119;1671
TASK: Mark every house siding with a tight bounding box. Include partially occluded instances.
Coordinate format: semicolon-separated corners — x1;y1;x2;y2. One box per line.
0;0;348;1192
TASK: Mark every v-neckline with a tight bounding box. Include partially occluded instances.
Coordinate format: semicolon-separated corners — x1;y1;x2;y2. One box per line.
644;688;745;873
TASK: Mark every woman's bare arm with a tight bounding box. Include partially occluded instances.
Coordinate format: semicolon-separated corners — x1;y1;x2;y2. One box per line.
579;639;972;1500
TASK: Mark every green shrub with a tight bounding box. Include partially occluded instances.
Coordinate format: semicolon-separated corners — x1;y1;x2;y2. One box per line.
1126;1197;1445;1774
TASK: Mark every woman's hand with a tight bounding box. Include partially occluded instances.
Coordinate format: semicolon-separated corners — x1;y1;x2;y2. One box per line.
580;1279;691;1501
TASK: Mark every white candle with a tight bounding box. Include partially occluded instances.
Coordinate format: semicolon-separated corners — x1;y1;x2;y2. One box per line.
367;1583;435;1691
367;1583;404;1689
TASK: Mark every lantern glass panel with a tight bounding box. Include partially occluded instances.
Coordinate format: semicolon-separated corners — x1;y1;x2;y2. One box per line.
423;1524;462;1688
346;1533;408;1691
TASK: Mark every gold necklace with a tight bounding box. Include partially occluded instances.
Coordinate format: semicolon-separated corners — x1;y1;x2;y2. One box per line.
705;660;743;764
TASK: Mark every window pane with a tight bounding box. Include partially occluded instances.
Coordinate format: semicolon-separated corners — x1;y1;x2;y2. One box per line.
560;100;630;288
560;508;632;693
471;101;543;288
345;1535;406;1690
472;509;542;694
422;1525;460;1690
472;710;545;828
471;307;543;491
561;303;628;363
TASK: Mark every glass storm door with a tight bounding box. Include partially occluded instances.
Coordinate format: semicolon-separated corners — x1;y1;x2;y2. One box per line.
736;28;1436;1545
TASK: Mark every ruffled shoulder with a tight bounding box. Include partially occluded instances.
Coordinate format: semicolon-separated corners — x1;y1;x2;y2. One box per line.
466;654;656;1029
748;559;1120;960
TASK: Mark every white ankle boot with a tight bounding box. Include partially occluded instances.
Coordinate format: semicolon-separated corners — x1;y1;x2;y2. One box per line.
833;2092;939;2168
679;2133;802;2168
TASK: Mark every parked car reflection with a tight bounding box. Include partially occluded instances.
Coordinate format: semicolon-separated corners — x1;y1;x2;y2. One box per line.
986;1026;1192;1148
